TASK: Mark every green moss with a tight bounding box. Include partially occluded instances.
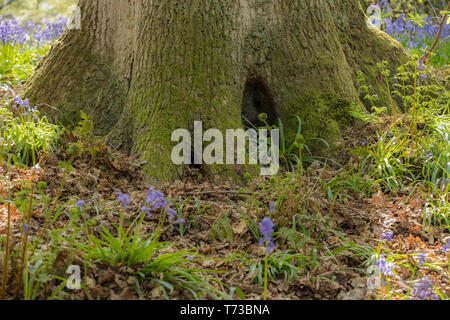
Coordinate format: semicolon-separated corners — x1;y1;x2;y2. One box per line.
283;91;354;156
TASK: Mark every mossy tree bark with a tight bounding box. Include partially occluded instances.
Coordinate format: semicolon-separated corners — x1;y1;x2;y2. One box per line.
25;0;409;181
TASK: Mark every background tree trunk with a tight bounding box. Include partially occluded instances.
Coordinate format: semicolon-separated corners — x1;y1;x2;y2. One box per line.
25;0;409;181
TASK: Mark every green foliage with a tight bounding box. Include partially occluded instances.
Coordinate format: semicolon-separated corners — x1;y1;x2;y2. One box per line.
352;60;449;193
243;114;329;172
324;159;375;202
74;211;230;299
249;251;313;285
0;43;49;86
138;251;230;300
76;213;166;267
0;103;62;166
211;211;233;242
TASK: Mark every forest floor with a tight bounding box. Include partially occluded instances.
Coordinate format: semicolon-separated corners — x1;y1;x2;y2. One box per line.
0;108;449;299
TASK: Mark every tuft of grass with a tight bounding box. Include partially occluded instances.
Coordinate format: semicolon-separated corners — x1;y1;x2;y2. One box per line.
1;103;62;166
0;43;49;86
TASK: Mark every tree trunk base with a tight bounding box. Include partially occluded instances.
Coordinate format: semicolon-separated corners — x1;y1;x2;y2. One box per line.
24;0;410;181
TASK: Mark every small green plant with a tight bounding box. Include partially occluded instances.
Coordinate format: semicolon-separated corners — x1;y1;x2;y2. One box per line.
0;43;49;86
249;251;312;286
138;250;230;300
324;158;375;202
211;211;233;242
1;98;62;166
354;71;387;122
243;113;328;172
353;59;449;192
76;212;166;267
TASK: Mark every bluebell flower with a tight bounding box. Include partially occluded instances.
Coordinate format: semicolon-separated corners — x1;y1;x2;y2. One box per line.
361;139;368;147
166;207;177;220
115;189;131;209
259;217;275;254
76;200;86;211
13;96;21;105
374;254;396;277
380;231;393;242
417;253;426;266
23;223;29;235
412;277;437;300
443;240;450;254
146;187;168;210
269;201;275;213
144;187;179;223
141;206;152;217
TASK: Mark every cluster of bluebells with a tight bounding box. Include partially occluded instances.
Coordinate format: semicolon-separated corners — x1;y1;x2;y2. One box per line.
115;189;131;209
372;1;449;51
115;187;184;224
0;17;67;46
259;217;275;254
411;276;439;300
144;187;183;223
417;253;426;266
380;230;393;242
373;254;396;277
12;96;39;120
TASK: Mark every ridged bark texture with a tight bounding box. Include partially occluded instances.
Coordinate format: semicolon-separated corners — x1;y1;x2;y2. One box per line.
25;0;409;181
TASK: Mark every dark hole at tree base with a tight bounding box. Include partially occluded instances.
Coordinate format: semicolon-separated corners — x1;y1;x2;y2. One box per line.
241;78;277;128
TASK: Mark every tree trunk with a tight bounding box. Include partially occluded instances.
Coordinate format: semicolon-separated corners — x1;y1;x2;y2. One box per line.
25;0;409;182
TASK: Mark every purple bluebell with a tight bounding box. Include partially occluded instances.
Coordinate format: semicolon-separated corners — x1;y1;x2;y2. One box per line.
374;254;396;277
443;240;450;254
380;231;393;242
76;200;86;210
144;187;179;223
259;217;275;254
417;253;426;266
166;207;177;220
269;201;275;213
361;139;368;147
412;277;438;300
418;60;425;71
146;187;168;210
141;206;152;217
115;189;131;209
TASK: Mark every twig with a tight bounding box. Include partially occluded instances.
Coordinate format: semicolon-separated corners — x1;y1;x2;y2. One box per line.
178;190;250;196
421;2;450;63
0;157;12;299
